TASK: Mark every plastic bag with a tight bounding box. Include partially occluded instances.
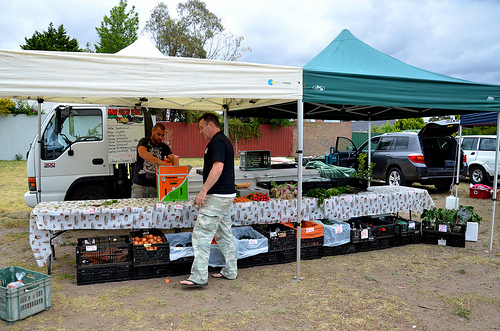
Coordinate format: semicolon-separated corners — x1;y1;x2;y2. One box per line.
6;271;26;289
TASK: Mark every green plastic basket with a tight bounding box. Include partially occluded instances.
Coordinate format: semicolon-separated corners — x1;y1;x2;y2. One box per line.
0;266;51;323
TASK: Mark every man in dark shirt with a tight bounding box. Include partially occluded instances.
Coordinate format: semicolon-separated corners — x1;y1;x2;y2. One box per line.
132;123;178;198
180;113;237;287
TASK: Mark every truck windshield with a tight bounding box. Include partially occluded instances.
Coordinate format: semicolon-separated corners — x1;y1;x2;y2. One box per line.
42;108;103;160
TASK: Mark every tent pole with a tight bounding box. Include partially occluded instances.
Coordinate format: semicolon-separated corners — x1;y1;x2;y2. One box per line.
223;108;229;137
455;125;462;208
36;98;43;204
368;116;371;187
488;112;500;252
293;100;304;282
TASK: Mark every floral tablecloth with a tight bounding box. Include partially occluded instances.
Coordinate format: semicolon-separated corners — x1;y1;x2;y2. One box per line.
30;185;435;267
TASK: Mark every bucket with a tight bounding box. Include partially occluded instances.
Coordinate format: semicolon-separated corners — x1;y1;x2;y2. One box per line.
446;196;459;210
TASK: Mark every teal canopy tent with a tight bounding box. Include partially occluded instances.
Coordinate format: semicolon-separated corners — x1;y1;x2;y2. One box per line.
233;29;500;120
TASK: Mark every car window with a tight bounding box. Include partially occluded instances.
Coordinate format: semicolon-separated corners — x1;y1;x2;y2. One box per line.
394;137;409;150
376;137;395;151
479;138;497;151
461;137;478;151
360;137;380;153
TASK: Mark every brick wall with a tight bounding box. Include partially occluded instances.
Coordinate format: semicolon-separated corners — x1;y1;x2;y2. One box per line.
293;121;352;157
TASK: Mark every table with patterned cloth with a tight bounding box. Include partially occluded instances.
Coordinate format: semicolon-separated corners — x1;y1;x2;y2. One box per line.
29;186;435;267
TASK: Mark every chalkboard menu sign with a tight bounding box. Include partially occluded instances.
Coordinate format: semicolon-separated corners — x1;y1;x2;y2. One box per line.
107;107;144;164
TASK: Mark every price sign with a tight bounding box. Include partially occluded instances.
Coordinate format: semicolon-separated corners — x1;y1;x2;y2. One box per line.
361;229;369;239
334;225;343;234
85;245;97;252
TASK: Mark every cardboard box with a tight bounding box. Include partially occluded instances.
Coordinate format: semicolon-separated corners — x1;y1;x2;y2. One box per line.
469;188;491;199
157;166;189;202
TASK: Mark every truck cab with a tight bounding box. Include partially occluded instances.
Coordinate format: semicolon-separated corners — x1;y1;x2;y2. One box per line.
24;104;151;207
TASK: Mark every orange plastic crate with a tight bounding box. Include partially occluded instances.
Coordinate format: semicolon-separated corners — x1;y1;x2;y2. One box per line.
281;221;324;239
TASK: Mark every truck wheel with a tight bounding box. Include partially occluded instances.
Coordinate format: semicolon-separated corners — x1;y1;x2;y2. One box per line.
469;166;488;185
67;185;109;201
386;168;406;186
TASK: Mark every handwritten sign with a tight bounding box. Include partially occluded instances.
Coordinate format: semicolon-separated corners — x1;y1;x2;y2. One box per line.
107;108;144;164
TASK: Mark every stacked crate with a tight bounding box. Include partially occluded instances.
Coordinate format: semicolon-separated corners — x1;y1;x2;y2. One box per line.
130;229;171;279
76;235;133;285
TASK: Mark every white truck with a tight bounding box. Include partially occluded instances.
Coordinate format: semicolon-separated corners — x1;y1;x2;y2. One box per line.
24;104;153;207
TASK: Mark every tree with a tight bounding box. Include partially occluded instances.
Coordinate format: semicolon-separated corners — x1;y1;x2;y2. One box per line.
21;22;82;51
392;118;425;131
144;0;250;60
94;0;139;53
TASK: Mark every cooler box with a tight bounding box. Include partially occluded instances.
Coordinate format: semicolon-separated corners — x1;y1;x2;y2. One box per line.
157;165;189;202
469;188;491;199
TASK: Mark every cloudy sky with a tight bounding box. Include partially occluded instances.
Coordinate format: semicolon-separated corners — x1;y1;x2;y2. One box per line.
1;0;500;85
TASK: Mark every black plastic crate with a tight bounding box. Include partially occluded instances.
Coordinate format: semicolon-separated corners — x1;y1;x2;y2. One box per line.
76;235;131;268
168;258;193;277
255;251;279;266
301;236;324;247
384;215;421;235
77;265;132;285
278;249;297;264
301;246;323;260
237;251;280;268
252;224;297;252
393;233;421;246
377;237;393;250
349;216;395;240
239;150;271;170
322;243;354;256
347;218;372;243
131;229;170;266
356;239;379;252
133;264;170;279
421;230;465;247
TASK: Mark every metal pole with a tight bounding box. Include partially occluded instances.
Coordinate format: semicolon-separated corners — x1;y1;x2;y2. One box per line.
36;98;43;204
455;125;462;208
293;100;304;282
488;112;500;252
368;117;372;188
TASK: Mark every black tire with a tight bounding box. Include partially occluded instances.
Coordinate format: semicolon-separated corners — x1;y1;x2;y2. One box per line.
469;166;488;185
67;185;109;201
434;180;453;192
386;168;406;186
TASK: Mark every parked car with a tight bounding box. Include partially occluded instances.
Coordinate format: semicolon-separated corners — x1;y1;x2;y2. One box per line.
458;135;499;184
335;123;467;191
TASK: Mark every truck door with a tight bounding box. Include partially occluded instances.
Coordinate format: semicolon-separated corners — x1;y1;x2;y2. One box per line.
39;106;110;201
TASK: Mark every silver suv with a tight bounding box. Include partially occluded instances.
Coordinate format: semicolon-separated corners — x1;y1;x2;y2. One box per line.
459;135;499;184
336;123;467;191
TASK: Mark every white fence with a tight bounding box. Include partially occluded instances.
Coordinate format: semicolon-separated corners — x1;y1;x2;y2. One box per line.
0;114;47;160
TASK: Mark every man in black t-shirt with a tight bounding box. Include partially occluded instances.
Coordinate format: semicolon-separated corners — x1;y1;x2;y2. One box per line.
180;113;237;287
131;123;178;198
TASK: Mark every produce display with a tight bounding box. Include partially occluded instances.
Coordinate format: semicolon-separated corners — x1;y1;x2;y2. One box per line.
132;234;164;250
270;181;298;200
306;186;358;206
245;192;270;201
233;196;252;203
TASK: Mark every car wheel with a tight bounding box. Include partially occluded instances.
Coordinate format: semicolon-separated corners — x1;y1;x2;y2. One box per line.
67;185;109;201
386;168;406;186
470;166;488;185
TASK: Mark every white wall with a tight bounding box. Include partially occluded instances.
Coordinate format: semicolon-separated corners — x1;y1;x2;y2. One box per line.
0;114;46;160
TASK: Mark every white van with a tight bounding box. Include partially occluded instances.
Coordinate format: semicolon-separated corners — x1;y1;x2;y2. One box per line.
459;135;499;184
